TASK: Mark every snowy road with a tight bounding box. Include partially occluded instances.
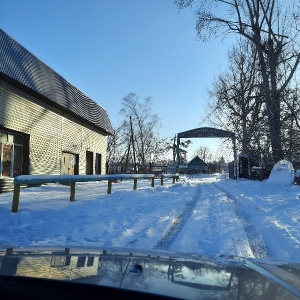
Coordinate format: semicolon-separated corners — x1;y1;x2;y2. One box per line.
153;184;201;250
0;174;300;262
157;179;267;259
214;183;268;258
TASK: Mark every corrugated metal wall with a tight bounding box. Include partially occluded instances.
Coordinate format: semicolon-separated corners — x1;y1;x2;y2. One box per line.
0;80;107;175
13;256;99;280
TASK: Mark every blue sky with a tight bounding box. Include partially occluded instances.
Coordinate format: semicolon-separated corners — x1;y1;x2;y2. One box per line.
0;0;234;159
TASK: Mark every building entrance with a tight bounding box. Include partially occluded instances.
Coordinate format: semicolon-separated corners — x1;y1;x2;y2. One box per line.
61;152;79;175
0;130;23;177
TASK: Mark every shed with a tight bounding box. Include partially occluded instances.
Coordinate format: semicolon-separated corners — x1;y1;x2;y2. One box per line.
180;156;208;174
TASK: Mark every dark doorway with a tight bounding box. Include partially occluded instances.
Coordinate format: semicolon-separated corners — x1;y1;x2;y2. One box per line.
22;134;30;175
95;153;102;174
0;129;27;177
86;151;93;175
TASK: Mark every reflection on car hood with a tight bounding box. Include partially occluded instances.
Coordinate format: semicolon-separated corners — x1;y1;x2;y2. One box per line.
0;246;300;299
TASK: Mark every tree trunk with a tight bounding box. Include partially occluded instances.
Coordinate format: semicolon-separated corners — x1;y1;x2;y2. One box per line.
254;35;283;163
266;92;283;162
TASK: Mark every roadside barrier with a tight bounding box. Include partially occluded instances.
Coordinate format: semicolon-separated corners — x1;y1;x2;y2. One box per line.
12;173;179;213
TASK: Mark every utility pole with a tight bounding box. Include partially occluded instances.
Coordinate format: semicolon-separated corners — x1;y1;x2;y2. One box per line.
173;134;176;162
176;135;180;173
130;116;137;173
124;116;137;174
124;138;131;174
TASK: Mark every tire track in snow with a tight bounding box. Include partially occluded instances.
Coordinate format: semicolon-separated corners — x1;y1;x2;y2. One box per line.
153;185;202;250
215;183;268;258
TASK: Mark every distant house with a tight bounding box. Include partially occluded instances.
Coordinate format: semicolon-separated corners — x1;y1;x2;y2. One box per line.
0;29;113;191
179;156;208;174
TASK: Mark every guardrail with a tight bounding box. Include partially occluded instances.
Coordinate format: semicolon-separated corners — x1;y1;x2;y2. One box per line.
12;173;179;213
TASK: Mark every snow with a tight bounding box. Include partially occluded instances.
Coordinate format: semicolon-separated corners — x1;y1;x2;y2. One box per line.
267;160;294;185
14;173;156;184
1;173;300;263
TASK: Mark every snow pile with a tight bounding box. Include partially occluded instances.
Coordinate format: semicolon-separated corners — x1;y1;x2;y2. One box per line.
267;160;294;185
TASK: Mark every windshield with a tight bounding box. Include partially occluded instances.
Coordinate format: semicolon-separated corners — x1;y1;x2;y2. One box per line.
0;1;300;299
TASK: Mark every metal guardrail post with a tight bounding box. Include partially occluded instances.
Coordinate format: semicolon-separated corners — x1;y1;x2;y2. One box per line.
151;177;154;187
12;184;21;213
70;182;76;202
133;178;137;190
107;180;112;194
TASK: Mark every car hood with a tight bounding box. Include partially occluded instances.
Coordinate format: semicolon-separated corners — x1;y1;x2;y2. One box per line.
0;246;300;299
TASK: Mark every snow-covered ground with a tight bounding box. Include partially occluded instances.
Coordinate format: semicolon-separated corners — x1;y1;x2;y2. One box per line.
0;173;300;263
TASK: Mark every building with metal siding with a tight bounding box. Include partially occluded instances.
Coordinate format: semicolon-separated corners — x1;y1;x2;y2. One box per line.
0;29;113;189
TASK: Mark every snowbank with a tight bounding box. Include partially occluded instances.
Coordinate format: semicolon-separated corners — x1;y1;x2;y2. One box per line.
267;160;294;185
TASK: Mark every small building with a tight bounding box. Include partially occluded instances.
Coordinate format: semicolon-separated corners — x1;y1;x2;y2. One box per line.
0;29;113;191
179;156;208;174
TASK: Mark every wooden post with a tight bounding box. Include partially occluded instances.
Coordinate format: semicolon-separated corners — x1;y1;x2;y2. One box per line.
107;180;112;194
70;182;76;202
160;175;163;186
151;177;154;187
6;247;13;255
173;176;175;184
12;184;21;213
133;178;137;190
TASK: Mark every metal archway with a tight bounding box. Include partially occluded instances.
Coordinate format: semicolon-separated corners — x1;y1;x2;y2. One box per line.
176;127;237;179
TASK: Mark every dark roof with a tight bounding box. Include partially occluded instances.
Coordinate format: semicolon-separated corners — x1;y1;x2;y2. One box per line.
0;29;113;135
188;156;208;167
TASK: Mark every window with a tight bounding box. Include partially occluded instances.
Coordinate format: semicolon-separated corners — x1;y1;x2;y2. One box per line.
77;256;86;268
87;256;94;267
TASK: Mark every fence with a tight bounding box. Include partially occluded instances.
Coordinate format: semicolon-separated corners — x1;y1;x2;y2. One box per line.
12;173;179;213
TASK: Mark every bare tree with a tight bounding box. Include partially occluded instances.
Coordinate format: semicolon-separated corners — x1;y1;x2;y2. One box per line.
106;125;126;173
118;92;169;173
281;84;300;161
175;0;300;163
193;146;213;162
207;39;271;164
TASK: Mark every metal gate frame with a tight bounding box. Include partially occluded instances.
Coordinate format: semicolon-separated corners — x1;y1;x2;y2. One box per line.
176;127;237;179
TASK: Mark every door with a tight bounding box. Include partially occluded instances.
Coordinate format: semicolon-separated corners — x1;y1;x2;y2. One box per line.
95;153;102;174
0;131;24;178
2;144;12;177
61;152;78;175
86;151;93;175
